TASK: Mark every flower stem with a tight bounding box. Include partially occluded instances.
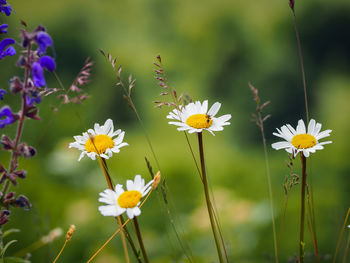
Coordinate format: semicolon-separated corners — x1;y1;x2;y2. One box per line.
299;153;307;263
197;132;224;263
133;217;150;263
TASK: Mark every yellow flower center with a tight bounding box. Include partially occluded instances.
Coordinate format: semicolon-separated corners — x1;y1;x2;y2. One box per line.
117;190;142;208
85;134;114;154
186;114;213;129
291;134;316;149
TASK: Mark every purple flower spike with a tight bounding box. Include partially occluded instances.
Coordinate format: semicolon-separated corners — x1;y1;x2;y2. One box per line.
0;38;16;60
0;24;8;34
0;89;6;100
36;32;53;55
39;55;55;72
0;106;14;128
32;62;46;87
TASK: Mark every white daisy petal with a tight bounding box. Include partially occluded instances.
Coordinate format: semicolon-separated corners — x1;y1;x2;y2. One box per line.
132;207;141;217
201;100;208;114
271;141;291;150
296;119;306;134
126;208;135;219
307;119;316;135
315;130;332;140
207;102;221;117
216;114;232;123
313;123;322;136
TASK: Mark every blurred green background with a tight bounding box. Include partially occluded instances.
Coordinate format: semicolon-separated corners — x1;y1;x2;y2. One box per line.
1;0;350;262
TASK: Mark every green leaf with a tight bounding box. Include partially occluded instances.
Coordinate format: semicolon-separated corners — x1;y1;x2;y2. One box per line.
0;240;17;257
2;229;20;239
1;257;31;263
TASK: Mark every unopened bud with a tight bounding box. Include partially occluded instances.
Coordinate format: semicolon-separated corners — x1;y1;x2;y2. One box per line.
152;171;161;189
66;225;76;241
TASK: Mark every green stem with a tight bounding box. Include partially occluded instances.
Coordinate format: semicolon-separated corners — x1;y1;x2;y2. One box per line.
133;217;150;263
197;132;224;263
299;153;307;263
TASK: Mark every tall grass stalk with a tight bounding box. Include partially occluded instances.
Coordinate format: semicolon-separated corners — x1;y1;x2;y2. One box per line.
249;83;278;263
333;208;350;263
197;132;224;263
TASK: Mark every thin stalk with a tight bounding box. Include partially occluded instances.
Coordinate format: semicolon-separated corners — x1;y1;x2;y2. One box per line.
291;9;309;123
333;208;350;263
299;153;307;263
133;217;150;263
52;240;68;263
197;132;224;263
342;228;350;263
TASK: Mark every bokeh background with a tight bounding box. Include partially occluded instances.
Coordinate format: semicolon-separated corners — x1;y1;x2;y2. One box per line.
1;0;350;262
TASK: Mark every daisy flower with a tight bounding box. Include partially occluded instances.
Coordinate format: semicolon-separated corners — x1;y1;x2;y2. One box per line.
272;119;332;157
69;119;128;161
167;100;231;135
98;175;154;219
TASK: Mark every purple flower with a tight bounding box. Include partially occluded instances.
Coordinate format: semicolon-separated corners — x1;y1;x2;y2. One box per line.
39;55;55;71
35;31;53;55
0;38;16;60
32;62;46;87
0;89;6;99
32;56;55;87
0;24;8;34
26;95;41;106
0;0;12;16
0;106;14;128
